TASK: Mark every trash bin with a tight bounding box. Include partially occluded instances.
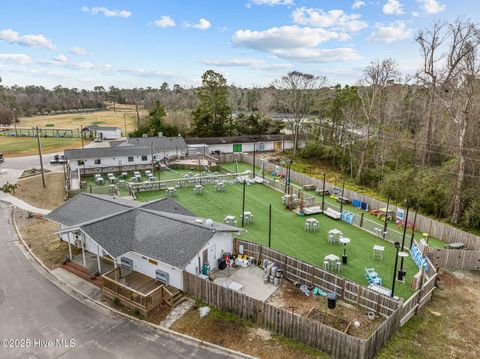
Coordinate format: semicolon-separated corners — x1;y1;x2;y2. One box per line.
342;254;348;264
397;269;406;281
218;257;227;270
327;292;337;309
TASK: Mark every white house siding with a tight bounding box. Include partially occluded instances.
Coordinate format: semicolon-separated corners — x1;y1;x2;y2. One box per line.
119;251;184;290
97;129;121;140
184;232;234;275
190;140;298;155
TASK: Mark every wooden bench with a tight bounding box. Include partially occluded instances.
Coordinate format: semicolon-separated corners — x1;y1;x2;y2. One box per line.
325;207;341;220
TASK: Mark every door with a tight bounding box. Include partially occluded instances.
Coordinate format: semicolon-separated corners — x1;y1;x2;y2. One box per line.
257;143;265;151
274;141;282;150
233;144;243;153
208;244;217;269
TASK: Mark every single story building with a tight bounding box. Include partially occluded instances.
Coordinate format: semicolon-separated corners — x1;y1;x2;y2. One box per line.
65;136;188;172
185;134;304;155
45;193;241;292
82;125;122;140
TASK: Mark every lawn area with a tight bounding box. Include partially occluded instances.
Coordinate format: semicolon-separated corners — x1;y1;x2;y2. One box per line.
221;161;445;249
0;136;87;157
14;172;65;210
17;104;145;134
136;181;418;298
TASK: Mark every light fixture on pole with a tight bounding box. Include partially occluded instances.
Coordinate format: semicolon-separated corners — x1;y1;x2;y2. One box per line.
252;137;257;179
33;126;46;188
241;180;246;227
391;241;400;298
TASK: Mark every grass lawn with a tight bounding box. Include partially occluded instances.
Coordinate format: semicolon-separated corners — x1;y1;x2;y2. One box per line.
0;136;87;157
137;181;418;298
17;104;145;134
221;161;445;249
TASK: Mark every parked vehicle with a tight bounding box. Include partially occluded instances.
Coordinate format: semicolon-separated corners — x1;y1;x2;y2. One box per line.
49;154;66;165
94;137;102;142
0;152;4;163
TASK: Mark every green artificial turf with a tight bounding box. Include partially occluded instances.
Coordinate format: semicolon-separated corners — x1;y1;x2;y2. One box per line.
137;181;418;299
221;161;445;249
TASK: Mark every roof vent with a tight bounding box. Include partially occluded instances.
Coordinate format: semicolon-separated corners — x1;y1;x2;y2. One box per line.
195;218;204;224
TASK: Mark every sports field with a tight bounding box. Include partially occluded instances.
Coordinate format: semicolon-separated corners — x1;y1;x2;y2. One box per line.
137;180;418;298
0;136;87;157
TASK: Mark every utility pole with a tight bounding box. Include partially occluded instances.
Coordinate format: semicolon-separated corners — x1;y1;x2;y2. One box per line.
13;108;17;137
252;138;257;178
80;124;84;149
35;126;46;188
123;113;127;137
241;180;246;227
268;204;272;248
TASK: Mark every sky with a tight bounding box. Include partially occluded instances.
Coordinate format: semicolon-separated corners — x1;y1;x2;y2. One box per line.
0;0;475;89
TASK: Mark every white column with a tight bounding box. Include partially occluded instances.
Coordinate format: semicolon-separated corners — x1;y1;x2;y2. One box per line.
96;244;102;273
67;235;73;260
81;236;86;267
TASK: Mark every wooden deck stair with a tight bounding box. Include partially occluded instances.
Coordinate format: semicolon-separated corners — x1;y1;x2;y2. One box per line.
163;286;186;307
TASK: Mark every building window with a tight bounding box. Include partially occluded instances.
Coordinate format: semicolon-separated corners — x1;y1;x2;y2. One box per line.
141;155;148;161
233;144;243;153
94;159;101;165
128;156;134;162
77;160;84;165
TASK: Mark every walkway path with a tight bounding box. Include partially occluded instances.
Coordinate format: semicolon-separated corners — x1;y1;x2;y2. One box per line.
0;192;51;214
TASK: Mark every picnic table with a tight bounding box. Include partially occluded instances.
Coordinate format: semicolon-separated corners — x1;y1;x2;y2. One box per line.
324;254;340;271
305;217;319;231
166;187;176;197
224;215;236;226
120;172;128;179
242;211;253;224
215;182;225;192
194;184;204;195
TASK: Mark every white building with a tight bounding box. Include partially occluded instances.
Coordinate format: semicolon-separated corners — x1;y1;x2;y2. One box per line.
185;134;304;155
82;125;122;140
45;193;242;291
65;136;188;172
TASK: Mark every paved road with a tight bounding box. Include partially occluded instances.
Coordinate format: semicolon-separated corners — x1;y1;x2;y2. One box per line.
0;202;236;359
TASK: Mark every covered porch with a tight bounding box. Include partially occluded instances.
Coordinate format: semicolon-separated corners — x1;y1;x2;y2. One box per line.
101;268;185;315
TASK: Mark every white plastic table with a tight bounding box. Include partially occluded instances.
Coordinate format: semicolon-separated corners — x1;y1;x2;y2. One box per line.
324;254;340;262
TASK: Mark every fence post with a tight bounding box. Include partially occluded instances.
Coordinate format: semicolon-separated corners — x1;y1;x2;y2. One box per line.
360;212;364;228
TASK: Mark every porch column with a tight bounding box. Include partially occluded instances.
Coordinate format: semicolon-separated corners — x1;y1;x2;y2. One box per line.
67;233;73;260
81;236;86;267
96;244;102;273
113;259;118;281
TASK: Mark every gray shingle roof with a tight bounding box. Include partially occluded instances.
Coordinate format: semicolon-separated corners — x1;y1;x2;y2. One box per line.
83;125;120;131
185;134;298;145
111;136;187;151
75;208;239;268
45;193;193;226
64;146;152;160
45;193;135;227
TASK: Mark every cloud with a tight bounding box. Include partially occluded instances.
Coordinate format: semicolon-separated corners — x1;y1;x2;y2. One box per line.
368;21;414;43
233;26;349;51
291;8;368;33
202;58;292;70
53;54;68;63
153;16;176;28
352;1;365;9
418;0;446;14
248;0;294;6
0;28;56;50
81;6;132;18
185;18;211;30
383;0;404;15
0;53;32;64
69;47;93;56
232;26;360;63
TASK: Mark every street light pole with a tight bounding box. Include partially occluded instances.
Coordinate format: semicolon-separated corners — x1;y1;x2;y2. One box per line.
252;138;257;179
321;173;326;211
35;126;46;188
268;204;272;248
391;242;400;298
340;180;345;214
400;206;410;273
409;208;418;249
383;197;390;239
80;124;84;149
241;180;246;227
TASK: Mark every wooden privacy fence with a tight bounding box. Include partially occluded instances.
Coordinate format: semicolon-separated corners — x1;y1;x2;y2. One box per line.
183;271;403;359
239;153;480;251
399;273;437;325
235;239;400;317
425;248;480;270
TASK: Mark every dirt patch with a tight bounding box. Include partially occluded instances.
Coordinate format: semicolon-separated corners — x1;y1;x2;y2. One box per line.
14;208;78;269
19;168;51;179
102;298;172;325
14;172;65;210
266;280;384;339
378;270;480;359
171;302;329;359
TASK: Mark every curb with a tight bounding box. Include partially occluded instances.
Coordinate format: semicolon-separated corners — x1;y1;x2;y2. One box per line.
9;204;257;359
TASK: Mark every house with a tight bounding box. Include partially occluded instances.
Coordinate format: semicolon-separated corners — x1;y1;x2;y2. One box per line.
45;193;241;291
82;125;122;140
65;136;188;172
185;134;304;155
